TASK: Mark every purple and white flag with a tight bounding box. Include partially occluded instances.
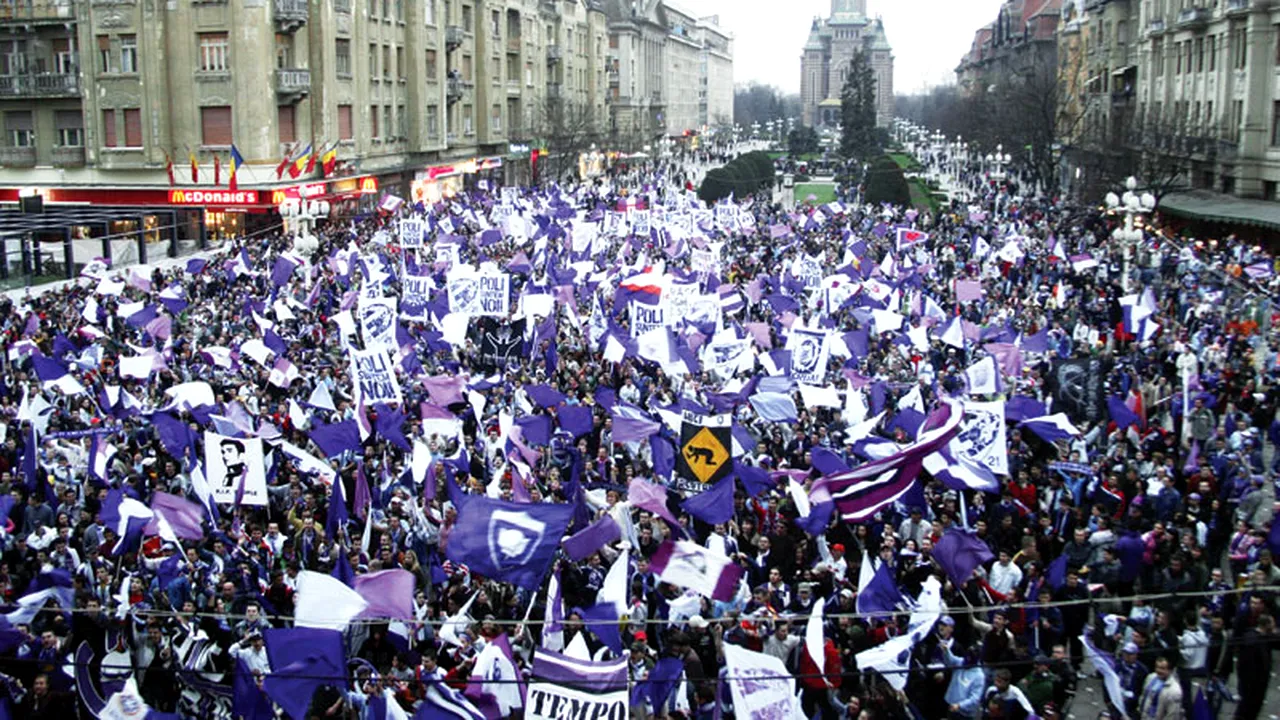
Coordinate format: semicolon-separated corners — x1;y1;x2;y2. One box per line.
829;401;965;522
648;539;743;602
526;649;628;720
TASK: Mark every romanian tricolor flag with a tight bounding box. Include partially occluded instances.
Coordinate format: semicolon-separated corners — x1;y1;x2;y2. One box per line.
229;144;244;192
289;144;312;179
321;143;337;177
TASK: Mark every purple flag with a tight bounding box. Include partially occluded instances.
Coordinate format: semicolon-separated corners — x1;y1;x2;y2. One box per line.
271;256;299;287
353;462;372;519
649;540;743;601
353;569;415;620
146;491;205;539
446;494;573;590
374;404;411;451
556;405;594;439
627;478;683;532
262;628;346;720
524;384;566;409
679;476;735;525
309;419;361;457
610;414;661;443
932;530;995;588
857;561;906;616
149;412;193;460
514;415;552;446
561;514;622;561
423;375;466;406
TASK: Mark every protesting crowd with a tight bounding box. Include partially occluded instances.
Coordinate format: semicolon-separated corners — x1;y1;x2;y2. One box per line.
0;136;1277;720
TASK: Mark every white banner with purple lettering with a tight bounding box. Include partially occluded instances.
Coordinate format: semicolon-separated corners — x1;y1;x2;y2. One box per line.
723;644;802;720
350;347;403;405
631;301;667;338
399;217;425;248
526;650;628;720
448;268;510;317
400;273;433;321
690;244;720;276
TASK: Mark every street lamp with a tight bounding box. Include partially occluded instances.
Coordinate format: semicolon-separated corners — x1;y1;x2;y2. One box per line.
279;198;331;253
1104;176;1156;293
986;144;1012;181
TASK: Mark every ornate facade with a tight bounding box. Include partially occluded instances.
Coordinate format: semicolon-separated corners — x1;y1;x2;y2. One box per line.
799;0;894;129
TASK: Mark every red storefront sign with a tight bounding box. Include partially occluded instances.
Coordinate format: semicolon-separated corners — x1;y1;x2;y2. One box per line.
168;189;260;205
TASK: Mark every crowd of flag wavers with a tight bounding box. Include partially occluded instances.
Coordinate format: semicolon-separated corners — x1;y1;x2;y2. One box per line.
0;142;1278;720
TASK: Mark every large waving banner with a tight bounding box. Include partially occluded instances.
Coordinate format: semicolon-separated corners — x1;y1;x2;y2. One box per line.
631;301;666;338
674;411;732;493
449;268;511;317
1049;357;1109;424
350;347;403;405
952;400;1009;476
526;649;629;720
399;217;425;248
400;273;433;321
359;296;398;353
723;644;802;720
787;328;829;385
205;432;268;506
472;317;527;372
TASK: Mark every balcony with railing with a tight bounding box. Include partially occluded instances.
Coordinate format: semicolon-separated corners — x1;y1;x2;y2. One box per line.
546;44;562;64
447;75;468;103
333;0;349;12
0;1;74;23
506;79;520;94
0;72;80;97
506;36;520;53
445;25;464;50
52;145;84;166
0;147;36;167
1175;6;1209;30
275;68;311;101
607;69;618;87
1147;18;1166;36
547;82;562;99
1226;0;1249;14
274;0;307;31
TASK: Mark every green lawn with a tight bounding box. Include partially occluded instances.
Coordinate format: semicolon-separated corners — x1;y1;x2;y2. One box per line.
888;153;921;171
794;182;837;205
769;152;822;162
907;179;941;214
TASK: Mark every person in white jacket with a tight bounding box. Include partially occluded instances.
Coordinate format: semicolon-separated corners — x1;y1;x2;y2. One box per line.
988;550;1023;596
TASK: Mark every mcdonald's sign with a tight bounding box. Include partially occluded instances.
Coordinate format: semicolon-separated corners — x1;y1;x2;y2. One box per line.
168;189;259;206
360;177;378;194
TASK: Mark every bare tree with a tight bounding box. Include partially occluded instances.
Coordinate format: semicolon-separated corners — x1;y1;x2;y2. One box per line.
531;96;606;185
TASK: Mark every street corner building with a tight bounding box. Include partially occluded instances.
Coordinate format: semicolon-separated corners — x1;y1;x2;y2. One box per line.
799;0;894;129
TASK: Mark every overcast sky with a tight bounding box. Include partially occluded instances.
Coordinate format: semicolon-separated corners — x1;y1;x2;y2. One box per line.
677;0;1007;95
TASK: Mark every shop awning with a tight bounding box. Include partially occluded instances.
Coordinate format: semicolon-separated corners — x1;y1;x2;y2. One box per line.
1159;189;1280;231
1111;65;1136;75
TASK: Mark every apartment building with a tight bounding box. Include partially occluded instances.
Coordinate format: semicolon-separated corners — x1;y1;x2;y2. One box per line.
0;0;607;255
601;0;733;145
955;0;1063;94
1128;0;1280;203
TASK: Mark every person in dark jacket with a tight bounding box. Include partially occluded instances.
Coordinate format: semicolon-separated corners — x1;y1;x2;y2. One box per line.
1233;613;1276;720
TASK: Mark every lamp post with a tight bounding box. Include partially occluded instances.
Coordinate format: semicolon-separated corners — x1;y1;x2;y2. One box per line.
279;198;331;254
986;144;1012;182
1104;176;1156;294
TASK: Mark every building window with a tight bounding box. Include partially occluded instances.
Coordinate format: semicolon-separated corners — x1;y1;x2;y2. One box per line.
120;34;137;73
1234;28;1247;69
198;33;229;73
53;37;75;74
1195;38;1204;72
369;43;378;79
1208;35;1216;71
55;110;82;146
462;54;471;81
97;35;114;73
491;9;500;38
1273;101;1280;145
424;0;434;25
395;0;403;21
1152;38;1163;77
370;104;379;138
101;110;117;147
396;46;404;80
1232;99;1243;141
382;105;391;139
336;39;351;76
338;104;353;140
397;103;406;138
123;108;142;147
5;111;32;147
278;104;296;143
275;33;292;69
461;3;472;31
383;44;391;79
426;105;438;137
200;105;232;146
426;49;437;78
490;104;500;131
462;104;472;134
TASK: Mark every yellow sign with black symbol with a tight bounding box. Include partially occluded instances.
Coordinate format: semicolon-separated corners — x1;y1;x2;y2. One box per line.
678;424;731;487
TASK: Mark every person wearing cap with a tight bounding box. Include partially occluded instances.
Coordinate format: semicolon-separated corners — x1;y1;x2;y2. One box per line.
1115;641;1148;717
1018;654;1057;715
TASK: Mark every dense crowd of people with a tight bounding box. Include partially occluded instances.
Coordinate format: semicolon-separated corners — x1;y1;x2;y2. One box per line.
0;137;1276;720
